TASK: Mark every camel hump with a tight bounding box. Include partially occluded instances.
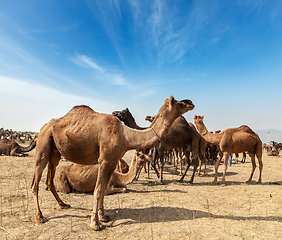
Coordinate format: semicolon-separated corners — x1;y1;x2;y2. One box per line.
71;105;95;112
238;125;256;134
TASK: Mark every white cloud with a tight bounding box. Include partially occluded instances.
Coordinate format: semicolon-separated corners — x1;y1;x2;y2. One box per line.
0;75;116;131
71;53;106;73
71;52;128;86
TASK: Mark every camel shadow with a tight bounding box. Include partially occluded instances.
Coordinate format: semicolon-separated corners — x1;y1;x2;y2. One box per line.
47;206;282;226
108;206;282;226
127;188;187;194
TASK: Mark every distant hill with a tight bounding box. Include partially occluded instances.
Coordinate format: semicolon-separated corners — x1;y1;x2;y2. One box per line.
255;129;282;144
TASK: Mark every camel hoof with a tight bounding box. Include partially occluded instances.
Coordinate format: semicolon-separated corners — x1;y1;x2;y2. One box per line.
35;215;48;223
59;203;71;209
256;181;262;185
211;181;217;185
99;215;110;222
178;178;184;183
89;221;102;231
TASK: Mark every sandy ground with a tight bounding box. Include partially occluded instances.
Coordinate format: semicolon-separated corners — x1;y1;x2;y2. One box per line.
0;147;282;240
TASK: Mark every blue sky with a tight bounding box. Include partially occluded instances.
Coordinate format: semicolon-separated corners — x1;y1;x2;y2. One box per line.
0;0;282;135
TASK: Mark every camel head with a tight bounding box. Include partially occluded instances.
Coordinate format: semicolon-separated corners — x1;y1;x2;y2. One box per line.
112;108;131;122
135;150;152;165
145;115;155;123
155;96;195;123
194;115;204;124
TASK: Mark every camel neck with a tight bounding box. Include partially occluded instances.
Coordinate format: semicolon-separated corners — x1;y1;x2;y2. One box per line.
113;154;142;185
123;115;172;150
124;119;145;130
195;121;222;145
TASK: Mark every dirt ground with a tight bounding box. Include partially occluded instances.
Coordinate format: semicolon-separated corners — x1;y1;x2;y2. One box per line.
1;147;282;240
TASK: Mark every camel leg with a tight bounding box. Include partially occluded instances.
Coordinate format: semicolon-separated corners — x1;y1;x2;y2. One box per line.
173;149;178;174
246;152;256;184
106;186;127;195
255;144;263;184
202;152;207;175
45;149;70;209
90;160;117;231
198;155;202;175
31;156;49;223
256;153;263;184
151;147;162;181
221;152;229;186
178;150;191;183
146;161;150;178
31;133;55;224
212;151;223;184
179;149;183;175
187;152;199;184
158;149;165;183
198;152;207;175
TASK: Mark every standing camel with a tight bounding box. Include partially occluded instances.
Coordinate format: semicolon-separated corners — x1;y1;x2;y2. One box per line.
194;115;263;185
30;96;194;231
145;116;203;183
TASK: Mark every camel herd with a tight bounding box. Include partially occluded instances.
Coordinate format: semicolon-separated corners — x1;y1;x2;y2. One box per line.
1;96;277;231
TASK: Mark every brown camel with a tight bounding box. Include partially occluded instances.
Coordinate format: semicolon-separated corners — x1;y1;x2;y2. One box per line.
54;151;151;194
30;96;194;231
0;138;36;156
145;115;203;183
113;109;206;180
112;108;145;130
112;108;151;178
194;115;263;185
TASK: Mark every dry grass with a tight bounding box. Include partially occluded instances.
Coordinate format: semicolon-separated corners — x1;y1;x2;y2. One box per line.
1;148;282;239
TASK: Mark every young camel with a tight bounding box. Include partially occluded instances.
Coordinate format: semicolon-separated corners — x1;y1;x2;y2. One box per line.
55;151;151;194
30;96;194;231
194;115;263;185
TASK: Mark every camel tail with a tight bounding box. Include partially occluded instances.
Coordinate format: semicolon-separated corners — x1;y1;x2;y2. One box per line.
255;134;263;156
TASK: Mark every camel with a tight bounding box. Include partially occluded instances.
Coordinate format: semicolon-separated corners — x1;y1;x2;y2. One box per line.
113;109;206;181
145;115;204;183
194;115;263;185
30;96;194;231
0;138;36;156
188;122;207;175
54;151;151;194
112;108;145;130
112;108;151;178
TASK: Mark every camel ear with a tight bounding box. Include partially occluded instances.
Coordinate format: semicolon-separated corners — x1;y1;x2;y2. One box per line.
202;116;204;119
170;96;175;105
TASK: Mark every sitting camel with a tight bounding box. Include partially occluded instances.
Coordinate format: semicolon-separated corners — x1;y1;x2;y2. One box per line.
30;96;194;231
54;151;151;194
194;115;263;185
0;138;36;156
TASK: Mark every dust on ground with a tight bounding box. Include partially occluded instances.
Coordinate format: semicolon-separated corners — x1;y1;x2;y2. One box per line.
1;148;282;240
